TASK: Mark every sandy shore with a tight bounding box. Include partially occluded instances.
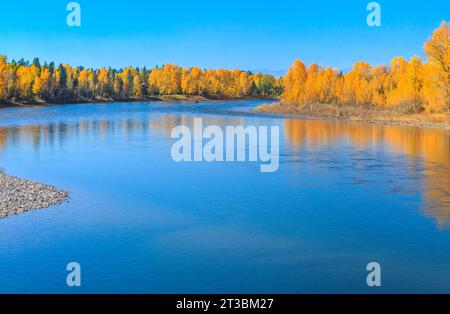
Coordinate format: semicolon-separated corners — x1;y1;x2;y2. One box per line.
0;170;69;219
256;102;450;130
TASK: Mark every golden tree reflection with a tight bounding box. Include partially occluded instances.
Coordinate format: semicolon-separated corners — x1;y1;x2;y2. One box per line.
1;115;448;227
285;119;450;227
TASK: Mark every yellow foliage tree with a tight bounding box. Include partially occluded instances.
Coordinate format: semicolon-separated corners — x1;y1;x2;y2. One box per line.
282;21;449;114
423;21;450;112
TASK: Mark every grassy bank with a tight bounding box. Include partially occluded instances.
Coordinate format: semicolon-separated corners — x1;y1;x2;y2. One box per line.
255;102;450;130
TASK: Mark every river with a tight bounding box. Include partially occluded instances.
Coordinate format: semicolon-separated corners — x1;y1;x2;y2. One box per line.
0;99;449;293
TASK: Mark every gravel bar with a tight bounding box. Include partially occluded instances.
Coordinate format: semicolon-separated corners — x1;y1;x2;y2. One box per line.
0;170;69;219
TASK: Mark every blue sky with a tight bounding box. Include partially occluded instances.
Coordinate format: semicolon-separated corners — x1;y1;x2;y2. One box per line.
0;0;448;72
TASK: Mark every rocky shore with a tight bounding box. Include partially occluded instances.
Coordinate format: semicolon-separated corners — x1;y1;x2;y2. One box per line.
0;169;69;219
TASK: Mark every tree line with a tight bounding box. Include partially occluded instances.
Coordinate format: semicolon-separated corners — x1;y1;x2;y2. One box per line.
0;59;283;104
283;22;449;113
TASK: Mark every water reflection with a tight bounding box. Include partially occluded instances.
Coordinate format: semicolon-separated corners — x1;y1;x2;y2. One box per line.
0;116;181;149
1;112;449;228
285;119;450;228
0;114;250;151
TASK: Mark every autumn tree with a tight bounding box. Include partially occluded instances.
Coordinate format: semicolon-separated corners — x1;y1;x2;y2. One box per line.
0;55;7;101
423;21;450;112
407;56;424;111
284;60;307;104
282;21;449;114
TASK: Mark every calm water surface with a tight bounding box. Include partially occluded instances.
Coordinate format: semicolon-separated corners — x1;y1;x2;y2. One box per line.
0;100;449;293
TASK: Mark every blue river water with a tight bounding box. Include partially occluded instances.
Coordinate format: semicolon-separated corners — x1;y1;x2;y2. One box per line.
0;100;449;293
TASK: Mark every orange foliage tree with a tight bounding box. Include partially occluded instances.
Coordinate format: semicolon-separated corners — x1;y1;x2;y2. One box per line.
283;21;450;113
0;59;282;104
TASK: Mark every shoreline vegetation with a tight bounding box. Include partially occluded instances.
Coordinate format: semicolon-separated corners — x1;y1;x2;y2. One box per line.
257;21;449;130
0;57;283;108
255;102;450;130
0;169;68;219
2;22;447;130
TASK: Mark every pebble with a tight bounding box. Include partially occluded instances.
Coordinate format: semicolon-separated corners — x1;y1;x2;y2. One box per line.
0;170;69;219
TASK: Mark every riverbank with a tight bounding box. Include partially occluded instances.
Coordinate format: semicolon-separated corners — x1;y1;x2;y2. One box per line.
0;169;69;219
0;95;277;109
0;95;207;108
255;102;450;130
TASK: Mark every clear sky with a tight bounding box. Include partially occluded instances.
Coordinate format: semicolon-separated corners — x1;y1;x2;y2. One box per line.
0;0;448;72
